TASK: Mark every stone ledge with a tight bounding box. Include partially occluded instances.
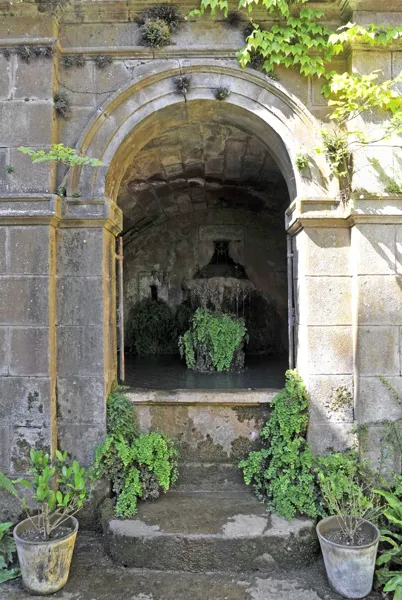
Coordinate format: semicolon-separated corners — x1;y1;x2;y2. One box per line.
126;388;278;404
0;194;60;223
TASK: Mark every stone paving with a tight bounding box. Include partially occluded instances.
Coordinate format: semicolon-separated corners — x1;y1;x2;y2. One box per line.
1;532;381;600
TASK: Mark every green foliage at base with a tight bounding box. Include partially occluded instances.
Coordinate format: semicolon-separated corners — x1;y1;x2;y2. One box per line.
240;370;319;520
179;308;247;372
126;298;176;355
375;490;402;600
0;523;19;584
93;386;178;518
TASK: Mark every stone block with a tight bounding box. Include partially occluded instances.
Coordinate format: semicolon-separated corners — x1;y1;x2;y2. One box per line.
59;61;95;107
8;227;51;274
8;148;53;194
356;376;402;424
58;106;95;148
352;224;396;275
0;227;7;274
0;377;52;428
357;275;402;325
58;228;104;277
0;426;10;471
0;102;53;146
95;61;130;100
57;377;106;424
308;375;354;423
14;57;53;100
298;276;351;326
10;425;52;474
57;277;104;326
57;326;104;376
0;277;49;325
293;228;351;278
9;327;50;376
0;328;8;375
352;51;392;80
0;54;11;99
360;424;401;474
60;22;137;48
356;326;399;376
0;15;56;38
396;226;402;275
58;423;105;466
308;420;355;454
306;326;353;375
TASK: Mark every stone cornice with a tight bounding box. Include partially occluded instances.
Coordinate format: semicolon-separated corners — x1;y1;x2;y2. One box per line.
286;194;402;233
0;194;61;225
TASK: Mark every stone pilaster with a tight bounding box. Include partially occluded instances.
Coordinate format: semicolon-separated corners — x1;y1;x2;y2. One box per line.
56;197;121;465
0;195;59;479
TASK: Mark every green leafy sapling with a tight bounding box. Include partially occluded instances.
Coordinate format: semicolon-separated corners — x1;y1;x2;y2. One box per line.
0;449;88;541
18;143;104;197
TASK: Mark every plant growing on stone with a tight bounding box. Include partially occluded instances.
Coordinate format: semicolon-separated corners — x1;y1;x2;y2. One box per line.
0;523;19;583
127;298;177;355
53;91;71;120
174;75;191;95
140;18;171;48
16;45;32;63
62;54;85;68
0;450;88;541
215;87;230;100
295;152;309;172
138;4;183;30
179;308;247;373
93;386;178;518
18;144;104;197
240;370;319;520
94;54;113;69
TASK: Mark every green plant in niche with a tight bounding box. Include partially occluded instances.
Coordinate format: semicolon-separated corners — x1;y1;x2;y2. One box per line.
92;386;178;517
179;308;247;373
240;370;319;520
126;298;177;356
0;522;19;584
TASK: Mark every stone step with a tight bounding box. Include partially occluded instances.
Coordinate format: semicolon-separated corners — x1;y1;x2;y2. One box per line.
101;491;318;573
175;462;245;490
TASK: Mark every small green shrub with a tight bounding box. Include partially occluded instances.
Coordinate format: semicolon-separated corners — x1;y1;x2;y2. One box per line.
7;166;14;174
33;45;53;58
53;91;71;120
94;54;113;69
0;523;19;584
240;370;319;520
179;308;247;372
140;18;171;48
93;386;178;517
16;46;31;63
127;298;176;356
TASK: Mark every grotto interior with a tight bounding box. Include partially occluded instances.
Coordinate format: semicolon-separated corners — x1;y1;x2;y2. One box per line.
119;100;290;390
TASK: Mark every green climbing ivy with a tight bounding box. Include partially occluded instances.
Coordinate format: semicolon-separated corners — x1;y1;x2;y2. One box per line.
179;308;247;372
92;385;178;517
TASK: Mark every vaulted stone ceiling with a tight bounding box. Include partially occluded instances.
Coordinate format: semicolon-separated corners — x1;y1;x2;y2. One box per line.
118;122;289;237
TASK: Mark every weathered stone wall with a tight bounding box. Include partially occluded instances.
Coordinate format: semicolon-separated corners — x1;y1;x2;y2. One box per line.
0;0;401;499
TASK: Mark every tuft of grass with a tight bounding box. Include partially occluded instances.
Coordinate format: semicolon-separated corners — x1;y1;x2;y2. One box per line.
16;45;32;63
62;54;85;68
94;54;113;69
215;87;230;100
140;18;171;48
174;75;191;95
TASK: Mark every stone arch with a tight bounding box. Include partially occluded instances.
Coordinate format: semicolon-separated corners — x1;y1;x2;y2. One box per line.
68;60;336;202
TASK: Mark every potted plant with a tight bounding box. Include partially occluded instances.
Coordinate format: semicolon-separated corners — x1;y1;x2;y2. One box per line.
316;459;381;599
0;449;87;595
